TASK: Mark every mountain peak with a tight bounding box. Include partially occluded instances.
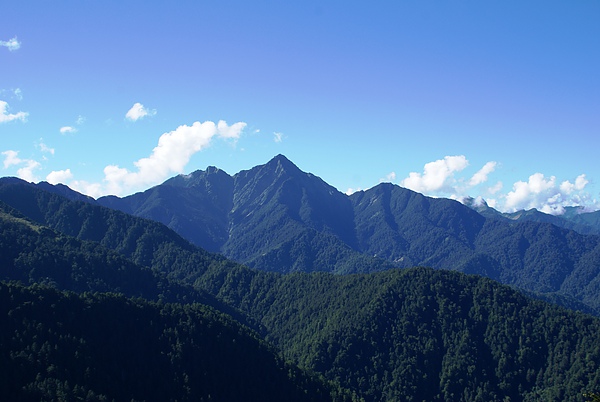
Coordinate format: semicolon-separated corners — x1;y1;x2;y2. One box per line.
255;154;304;180
268;154;298;169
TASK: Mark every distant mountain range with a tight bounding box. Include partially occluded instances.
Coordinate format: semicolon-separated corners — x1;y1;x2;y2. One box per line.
3;154;600;315
464;196;600;235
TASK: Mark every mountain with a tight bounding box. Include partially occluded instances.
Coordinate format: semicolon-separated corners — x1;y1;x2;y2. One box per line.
98;155;389;274
2;180;600;400
70;155;600;313
463;197;600;236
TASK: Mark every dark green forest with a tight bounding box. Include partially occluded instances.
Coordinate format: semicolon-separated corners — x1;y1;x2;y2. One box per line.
2;176;600;401
0;282;354;402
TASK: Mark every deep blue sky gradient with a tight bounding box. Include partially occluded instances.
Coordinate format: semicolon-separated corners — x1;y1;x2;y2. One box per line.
1;1;598;212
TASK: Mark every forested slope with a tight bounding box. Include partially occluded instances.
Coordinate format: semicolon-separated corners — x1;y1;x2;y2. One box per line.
192;265;600;401
0;282;354;402
2;178;600;401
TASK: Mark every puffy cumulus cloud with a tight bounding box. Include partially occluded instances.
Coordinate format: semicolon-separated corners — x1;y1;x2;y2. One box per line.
60;126;77;134
16;161;40;182
0;37;21;51
46;169;73;184
503;173;595;215
560;174;588;194
401;155;469;194
126;102;156;121
1;150;40;182
100;120;246;195
0;100;28;123
469;161;497;186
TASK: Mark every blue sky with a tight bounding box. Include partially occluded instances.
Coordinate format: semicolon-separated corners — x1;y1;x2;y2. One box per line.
1;1;599;214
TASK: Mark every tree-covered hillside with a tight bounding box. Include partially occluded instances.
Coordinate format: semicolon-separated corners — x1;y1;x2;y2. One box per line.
2;177;600;401
192;265;600;401
0;282;355;402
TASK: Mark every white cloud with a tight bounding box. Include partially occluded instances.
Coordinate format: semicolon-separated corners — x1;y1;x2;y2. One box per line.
37;139;55;155
126;102;156;121
469;161;497;186
0;100;28;123
13;88;23;100
2;150;22;168
380;172;396;183
0;37;21;51
487;181;503;195
217;120;245;139
59;116;84;134
69;180;103;199
2;150;40;182
401;155;469;194
16;160;41;182
60;126;77;134
274;132;283;143
502;173;595;215
46;169;74;184
99;120;246;195
559;174;588;194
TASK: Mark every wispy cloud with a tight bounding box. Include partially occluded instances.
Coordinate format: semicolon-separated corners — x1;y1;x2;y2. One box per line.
2;150;22;168
60;126;77;134
274;132;284;143
125;102;156;122
380;172;396;183
0;37;21;51
0;101;28;123
469;161;497;186
59;115;85;134
70;120;247;196
37;139;55;155
1;150;40;182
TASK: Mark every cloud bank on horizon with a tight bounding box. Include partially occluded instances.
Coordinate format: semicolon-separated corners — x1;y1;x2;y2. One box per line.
396;156;597;215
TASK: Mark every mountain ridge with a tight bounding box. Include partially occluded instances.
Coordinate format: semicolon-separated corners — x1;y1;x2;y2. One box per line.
4;155;600;312
2;170;600;400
